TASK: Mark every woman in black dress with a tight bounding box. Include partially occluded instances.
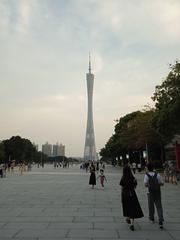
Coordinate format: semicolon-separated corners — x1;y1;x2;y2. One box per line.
89;162;96;189
120;165;143;231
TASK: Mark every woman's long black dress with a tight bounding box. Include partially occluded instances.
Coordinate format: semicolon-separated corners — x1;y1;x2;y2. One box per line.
89;166;96;185
120;177;143;219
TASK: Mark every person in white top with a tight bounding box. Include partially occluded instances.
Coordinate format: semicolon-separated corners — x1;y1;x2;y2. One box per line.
144;163;164;229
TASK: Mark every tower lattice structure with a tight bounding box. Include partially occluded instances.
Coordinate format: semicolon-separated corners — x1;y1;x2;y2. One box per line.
84;56;97;161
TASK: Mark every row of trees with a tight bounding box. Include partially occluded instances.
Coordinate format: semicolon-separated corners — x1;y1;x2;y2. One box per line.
100;61;180;167
0;136;43;164
0;136;69;165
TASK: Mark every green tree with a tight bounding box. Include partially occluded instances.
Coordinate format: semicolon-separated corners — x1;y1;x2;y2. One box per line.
0;141;5;163
3;136;37;163
152;61;180;141
100;110;163;166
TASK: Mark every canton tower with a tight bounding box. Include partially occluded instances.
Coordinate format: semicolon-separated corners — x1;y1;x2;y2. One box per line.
84;56;97;161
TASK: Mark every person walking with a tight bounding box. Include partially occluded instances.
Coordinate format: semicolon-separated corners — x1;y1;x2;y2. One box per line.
144;163;164;229
120;165;144;231
97;169;107;188
89;162;96;189
0;164;3;178
132;162;136;174
169;163;178;185
163;161;170;183
96;162;99;173
137;163;142;172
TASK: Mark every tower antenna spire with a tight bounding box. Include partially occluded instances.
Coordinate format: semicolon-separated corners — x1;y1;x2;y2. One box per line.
88;52;91;73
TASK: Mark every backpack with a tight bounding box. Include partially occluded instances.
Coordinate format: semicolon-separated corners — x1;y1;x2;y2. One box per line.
146;172;160;192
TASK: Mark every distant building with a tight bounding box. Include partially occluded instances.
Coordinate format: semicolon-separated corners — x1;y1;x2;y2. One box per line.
52;143;65;157
42;142;52;157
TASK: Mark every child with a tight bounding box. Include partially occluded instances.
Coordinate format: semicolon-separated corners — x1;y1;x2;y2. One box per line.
97;169;107;187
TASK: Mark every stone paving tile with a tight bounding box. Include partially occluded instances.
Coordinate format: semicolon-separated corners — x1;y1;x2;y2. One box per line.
93;239;147;240
0;229;20;238
137;222;165;230
0;209;22;217
16;207;44;211
0;238;37;240
38;238;91;240
94;222;141;230
164;218;180;223
48;222;93;229
94;211;120;217
56;211;94;217
118;230;174;240
15;229;68;238
68;229;118;238
164;223;180;230
168;231;180;240
74;216;115;222
0;216;73;223
0;222;7;228
3;222;49;229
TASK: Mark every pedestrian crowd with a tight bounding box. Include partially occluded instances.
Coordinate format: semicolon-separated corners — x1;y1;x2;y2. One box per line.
0;161;32;178
163;161;178;184
82;160;179;232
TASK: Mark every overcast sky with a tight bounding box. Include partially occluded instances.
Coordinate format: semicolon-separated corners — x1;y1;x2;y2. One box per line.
0;0;180;157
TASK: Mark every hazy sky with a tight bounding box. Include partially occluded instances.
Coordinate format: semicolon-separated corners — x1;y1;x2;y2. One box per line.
1;0;180;157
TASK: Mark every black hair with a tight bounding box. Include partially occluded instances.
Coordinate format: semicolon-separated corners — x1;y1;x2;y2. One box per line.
121;165;135;187
146;163;154;172
123;165;133;176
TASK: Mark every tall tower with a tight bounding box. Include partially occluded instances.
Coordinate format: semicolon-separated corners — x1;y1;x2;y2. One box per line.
84;55;97;161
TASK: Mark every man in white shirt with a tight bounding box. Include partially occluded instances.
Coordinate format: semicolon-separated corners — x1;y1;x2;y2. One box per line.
144;163;164;229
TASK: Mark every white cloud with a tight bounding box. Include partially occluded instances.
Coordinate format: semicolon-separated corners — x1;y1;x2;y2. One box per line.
91;0;180;46
92;52;104;74
47;94;68;102
17;0;31;34
0;1;11;35
151;0;180;43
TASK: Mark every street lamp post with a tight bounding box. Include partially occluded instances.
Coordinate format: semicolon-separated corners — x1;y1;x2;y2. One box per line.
126;154;129;165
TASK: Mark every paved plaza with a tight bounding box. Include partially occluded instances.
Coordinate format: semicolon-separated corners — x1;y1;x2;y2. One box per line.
0;164;180;240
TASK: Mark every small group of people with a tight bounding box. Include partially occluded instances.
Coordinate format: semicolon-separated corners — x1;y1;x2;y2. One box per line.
0;160;16;178
120;163;164;231
0;161;32;176
88;161;164;231
89;162;107;189
164;161;178;184
82;161;105;173
131;162;142;174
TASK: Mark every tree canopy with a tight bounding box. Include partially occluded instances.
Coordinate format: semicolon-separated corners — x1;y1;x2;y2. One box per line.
100;61;180;166
2;136;37;163
152;61;180;141
100;109;162;164
0;141;5;162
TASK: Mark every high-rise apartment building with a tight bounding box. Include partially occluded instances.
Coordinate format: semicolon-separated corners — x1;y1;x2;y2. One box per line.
42;142;52;157
52;143;65;157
